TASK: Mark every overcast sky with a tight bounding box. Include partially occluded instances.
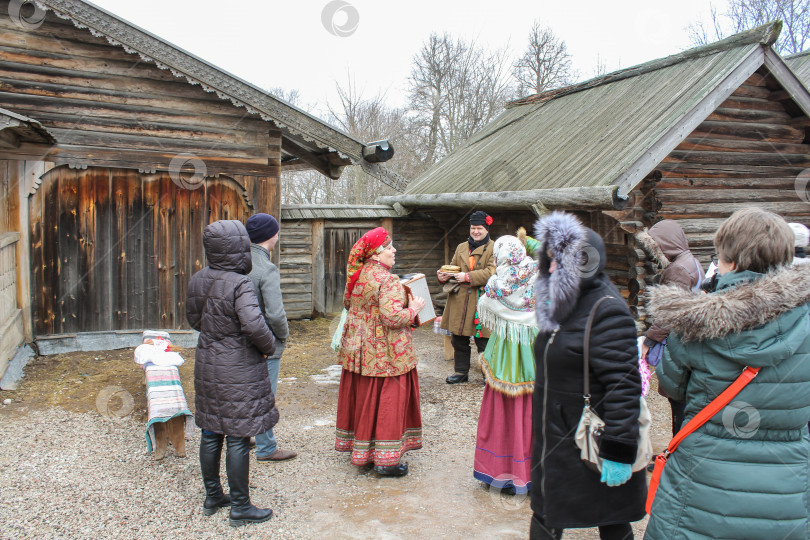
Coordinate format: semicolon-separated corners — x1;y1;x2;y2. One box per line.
91;0;717;118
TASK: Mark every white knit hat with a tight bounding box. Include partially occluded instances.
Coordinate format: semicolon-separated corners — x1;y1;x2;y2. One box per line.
789;223;810;248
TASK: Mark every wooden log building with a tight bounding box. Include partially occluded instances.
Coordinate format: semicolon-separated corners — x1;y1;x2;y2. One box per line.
279;205;447;319
378;22;810;329
0;0;402;367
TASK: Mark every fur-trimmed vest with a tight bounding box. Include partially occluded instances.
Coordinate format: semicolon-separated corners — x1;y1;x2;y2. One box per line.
645;265;810;540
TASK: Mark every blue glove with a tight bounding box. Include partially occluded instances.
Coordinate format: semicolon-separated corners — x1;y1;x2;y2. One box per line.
600;460;632;487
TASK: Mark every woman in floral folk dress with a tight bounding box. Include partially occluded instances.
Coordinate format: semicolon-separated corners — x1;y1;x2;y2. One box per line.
474;233;538;494
335;227;426;476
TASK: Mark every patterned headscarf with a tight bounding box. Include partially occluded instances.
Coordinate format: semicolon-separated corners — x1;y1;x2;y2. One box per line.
484;236;538;311
477;235;538;343
344;227;392;305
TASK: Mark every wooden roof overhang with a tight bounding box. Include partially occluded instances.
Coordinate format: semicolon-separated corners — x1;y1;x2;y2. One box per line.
0;107;54;149
21;0;404;189
377;185;628;217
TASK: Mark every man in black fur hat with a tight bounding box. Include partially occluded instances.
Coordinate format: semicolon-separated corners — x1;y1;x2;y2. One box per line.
437;211;496;384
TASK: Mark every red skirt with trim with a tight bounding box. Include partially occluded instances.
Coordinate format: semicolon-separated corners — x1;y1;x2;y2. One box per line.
473;385;533;493
335;368;422;467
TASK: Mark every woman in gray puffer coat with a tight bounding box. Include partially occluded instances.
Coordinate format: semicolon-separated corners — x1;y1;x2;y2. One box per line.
187;220;277;527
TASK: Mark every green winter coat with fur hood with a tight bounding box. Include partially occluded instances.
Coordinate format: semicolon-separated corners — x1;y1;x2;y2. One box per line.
644;264;810;540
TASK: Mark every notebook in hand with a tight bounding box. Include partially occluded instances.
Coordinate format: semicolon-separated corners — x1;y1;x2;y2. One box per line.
400;273;436;326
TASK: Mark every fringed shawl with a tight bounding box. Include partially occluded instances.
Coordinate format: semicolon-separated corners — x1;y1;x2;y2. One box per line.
477;236;538;395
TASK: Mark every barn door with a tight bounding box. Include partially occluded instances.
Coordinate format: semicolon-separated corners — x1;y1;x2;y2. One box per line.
29;166;251;335
324;227;367;313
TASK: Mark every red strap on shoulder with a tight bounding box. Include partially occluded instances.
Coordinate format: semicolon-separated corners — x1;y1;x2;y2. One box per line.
646;366;760;514
666;366;761;453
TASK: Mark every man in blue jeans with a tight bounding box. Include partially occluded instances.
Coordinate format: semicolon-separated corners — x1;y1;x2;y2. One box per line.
246;213;297;462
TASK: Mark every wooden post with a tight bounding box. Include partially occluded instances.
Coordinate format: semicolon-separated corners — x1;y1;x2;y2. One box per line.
14;160;45;341
444;229;450;265
443;335;454;361
312;219;325;317
263;128;283;267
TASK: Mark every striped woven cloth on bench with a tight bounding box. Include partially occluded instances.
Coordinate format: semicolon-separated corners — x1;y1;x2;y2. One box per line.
144;364;193;452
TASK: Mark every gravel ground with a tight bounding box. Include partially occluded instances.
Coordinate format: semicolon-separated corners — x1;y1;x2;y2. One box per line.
0;322;668;539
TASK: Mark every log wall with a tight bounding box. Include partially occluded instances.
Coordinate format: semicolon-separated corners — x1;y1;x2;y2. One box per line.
0;6;279;177
391;213;447;308
0;231;22;377
656;69;810;262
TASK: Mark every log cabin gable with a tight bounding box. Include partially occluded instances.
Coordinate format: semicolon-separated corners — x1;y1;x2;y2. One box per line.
643;63;810;260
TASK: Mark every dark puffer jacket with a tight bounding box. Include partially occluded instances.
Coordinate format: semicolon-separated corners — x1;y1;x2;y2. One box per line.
187;220;278;438
531;212;646;528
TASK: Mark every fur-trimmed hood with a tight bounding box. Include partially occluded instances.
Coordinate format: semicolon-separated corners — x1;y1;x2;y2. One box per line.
635;220;691;270
635;229;669;270
534;212;606;332
647;264;810;342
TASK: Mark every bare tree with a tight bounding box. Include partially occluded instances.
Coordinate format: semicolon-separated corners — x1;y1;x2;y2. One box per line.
325;76;409;204
268;87;335;205
407;33;513;168
689;0;810;54
592;54;609;78
513;22;574;98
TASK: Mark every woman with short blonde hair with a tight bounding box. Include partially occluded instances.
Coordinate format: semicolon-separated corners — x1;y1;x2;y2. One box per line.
645;207;810;539
713;207;794;273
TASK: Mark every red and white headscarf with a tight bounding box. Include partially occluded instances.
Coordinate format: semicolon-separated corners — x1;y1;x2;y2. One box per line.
343;227;392;306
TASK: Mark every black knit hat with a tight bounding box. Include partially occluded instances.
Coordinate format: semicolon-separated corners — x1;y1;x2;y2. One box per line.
246;213;280;244
470;211;492;230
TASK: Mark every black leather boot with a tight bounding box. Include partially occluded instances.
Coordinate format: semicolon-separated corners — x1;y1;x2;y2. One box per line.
199;431;231;516
374;462;409;477
226;435;273;527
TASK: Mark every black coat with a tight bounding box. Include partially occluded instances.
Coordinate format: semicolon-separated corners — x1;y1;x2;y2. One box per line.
186;220;278;438
532;213;646;528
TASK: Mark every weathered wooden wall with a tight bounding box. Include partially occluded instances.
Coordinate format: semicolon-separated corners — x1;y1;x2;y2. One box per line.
0;160;11;235
29;165;253;335
0;231;22;376
324;221;382;313
279;220;313;319
656;69;810;261
0;6;279;177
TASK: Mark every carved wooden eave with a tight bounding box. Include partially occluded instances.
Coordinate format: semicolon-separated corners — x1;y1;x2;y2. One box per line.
33;0;406;190
0;107;54;149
